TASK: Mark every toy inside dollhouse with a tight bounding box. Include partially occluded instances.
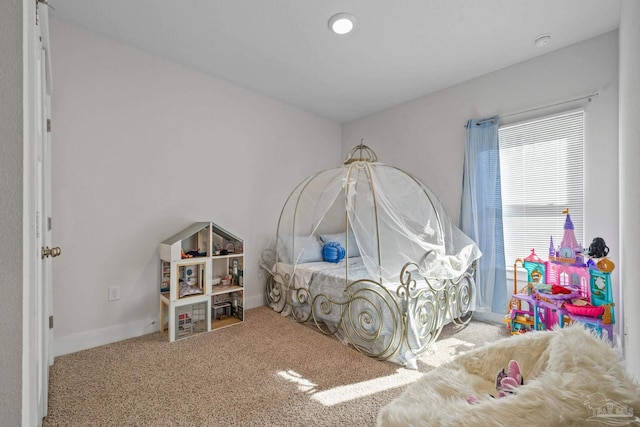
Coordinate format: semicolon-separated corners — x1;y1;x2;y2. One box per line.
506;209;615;342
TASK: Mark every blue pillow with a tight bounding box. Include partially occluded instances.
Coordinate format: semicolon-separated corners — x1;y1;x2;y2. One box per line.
322;242;346;263
319;231;360;258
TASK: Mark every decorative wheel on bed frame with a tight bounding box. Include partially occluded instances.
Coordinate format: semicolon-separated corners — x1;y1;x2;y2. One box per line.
262;248;290;315
446;262;476;327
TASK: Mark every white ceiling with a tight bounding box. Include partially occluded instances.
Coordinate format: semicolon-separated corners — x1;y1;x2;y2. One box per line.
50;0;621;123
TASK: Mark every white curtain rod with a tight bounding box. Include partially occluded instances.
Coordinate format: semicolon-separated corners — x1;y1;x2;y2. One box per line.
467;92;599;127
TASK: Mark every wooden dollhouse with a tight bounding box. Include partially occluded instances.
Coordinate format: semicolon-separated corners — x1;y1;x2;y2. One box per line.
506;210;615;341
159;222;245;342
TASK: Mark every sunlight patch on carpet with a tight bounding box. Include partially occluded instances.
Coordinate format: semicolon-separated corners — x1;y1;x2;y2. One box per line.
311;368;423;406
277;368;423;406
418;337;476;368
277;370;318;393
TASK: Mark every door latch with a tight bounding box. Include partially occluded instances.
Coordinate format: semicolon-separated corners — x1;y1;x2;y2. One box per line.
41;246;61;259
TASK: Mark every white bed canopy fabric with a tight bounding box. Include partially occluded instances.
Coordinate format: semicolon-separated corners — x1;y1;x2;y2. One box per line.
276;144;482;284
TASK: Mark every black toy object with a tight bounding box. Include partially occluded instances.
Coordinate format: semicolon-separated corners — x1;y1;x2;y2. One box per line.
587;237;609;258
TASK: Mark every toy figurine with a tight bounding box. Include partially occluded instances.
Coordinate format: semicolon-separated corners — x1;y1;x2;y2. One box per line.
496;360;524;397
467;360;524;404
587;237;609;258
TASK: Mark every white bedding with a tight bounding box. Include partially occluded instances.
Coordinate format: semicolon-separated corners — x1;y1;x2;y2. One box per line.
275;257;379;290
274;256;421;293
275;257;385;324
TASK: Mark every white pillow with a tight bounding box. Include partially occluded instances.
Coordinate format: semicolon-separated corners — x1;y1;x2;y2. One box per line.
319;231;360;258
281;235;324;264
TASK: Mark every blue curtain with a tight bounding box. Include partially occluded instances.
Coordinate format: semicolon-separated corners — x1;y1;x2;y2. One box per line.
460;117;507;313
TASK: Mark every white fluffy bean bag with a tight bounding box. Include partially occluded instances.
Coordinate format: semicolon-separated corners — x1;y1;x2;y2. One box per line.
378;325;640;427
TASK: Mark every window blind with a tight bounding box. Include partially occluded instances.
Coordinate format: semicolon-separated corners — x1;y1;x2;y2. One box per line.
499;110;584;266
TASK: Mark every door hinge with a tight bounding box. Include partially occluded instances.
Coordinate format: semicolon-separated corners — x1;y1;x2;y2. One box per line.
47;118;51;132
49;316;53;329
48;217;52;231
36;0;54;24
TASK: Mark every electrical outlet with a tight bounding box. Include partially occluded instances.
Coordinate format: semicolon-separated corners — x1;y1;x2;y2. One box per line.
108;286;121;301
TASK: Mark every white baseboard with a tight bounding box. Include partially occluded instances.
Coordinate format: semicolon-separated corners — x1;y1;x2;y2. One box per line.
472;311;507;325
53;317;159;357
53;298;268;357
244;293;265;310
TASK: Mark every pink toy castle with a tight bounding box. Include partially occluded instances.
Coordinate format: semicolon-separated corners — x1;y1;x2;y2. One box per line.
507;209;615;342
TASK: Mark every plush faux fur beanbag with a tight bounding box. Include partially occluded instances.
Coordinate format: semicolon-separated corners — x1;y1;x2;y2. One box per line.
377;325;640;427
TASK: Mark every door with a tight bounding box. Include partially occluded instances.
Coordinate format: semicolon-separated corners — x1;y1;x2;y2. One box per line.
34;2;57;422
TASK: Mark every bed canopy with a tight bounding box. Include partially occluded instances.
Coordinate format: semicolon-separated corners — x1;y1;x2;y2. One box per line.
275;143;481;283
264;143;482;368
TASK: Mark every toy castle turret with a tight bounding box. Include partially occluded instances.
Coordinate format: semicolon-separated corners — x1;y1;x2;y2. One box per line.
549;209;583;266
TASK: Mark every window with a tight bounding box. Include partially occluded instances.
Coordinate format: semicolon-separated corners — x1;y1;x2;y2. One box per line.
498;110;584;266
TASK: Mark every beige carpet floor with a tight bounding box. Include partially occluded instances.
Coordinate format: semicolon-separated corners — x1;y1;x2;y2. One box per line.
43;306;509;427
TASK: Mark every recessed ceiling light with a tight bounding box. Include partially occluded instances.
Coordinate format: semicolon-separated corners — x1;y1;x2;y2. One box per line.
534;34;552;48
328;13;356;35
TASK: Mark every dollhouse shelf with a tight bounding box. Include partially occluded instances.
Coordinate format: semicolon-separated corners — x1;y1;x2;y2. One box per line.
159;221;245;342
211;316;242;330
212;285;243;295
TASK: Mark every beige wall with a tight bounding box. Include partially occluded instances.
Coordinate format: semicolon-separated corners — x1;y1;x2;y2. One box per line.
0;0;23;424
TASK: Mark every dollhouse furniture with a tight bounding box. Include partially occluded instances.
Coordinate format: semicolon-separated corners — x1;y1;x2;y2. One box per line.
159;222;244;341
506;210;615;341
377;325;640;426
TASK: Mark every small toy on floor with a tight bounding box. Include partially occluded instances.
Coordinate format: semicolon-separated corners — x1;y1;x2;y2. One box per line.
467;360;524;404
496;359;524;397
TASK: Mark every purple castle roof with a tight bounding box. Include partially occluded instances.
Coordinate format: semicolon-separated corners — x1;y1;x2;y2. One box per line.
564;213;574;230
561;211;580;254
